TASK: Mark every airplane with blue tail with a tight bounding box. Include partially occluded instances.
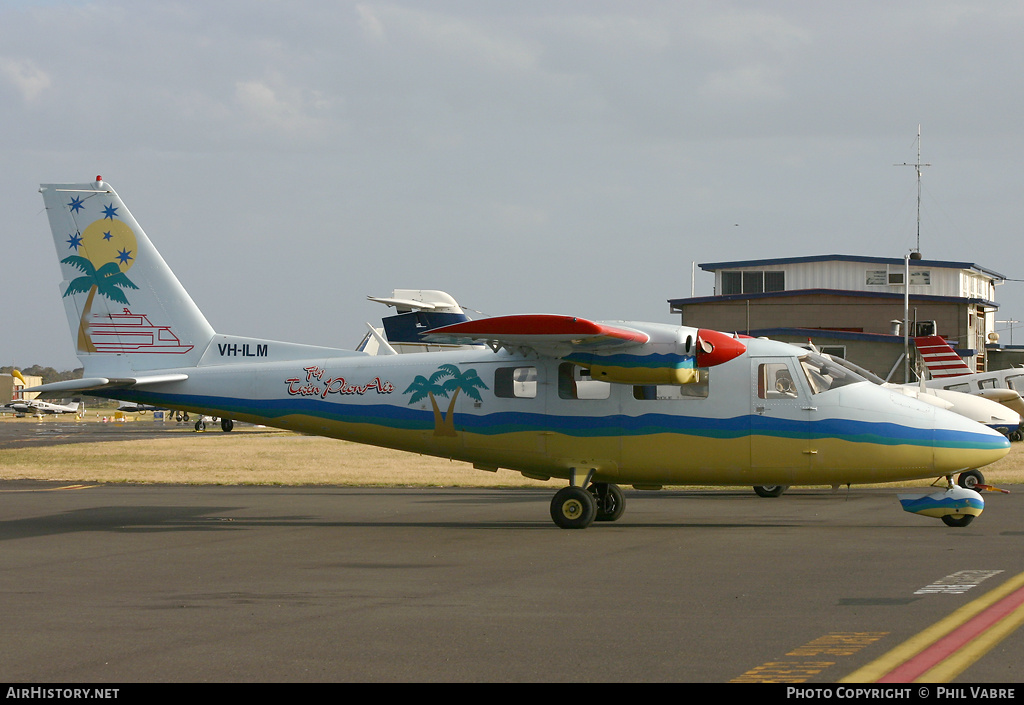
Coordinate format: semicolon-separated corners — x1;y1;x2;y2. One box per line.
27;177;1010;528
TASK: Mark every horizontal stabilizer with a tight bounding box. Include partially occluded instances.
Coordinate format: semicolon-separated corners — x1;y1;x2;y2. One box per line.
24;373;189;397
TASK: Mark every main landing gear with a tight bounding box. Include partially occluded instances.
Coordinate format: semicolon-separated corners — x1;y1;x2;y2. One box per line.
193;416;235;432
550;481;625;529
753;485;789;498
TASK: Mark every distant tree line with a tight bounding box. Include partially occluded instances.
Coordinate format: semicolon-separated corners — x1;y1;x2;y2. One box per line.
1;365;83;384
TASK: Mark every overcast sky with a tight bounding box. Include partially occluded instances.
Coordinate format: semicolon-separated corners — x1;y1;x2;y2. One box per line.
3;1;1024;369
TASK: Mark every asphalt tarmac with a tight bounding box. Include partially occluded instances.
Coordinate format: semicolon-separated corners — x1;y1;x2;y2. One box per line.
0;415;267;449
2;419;1024;683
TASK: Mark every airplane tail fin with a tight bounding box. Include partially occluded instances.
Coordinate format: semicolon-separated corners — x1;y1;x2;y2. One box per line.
39;177;215;375
913;335;973;378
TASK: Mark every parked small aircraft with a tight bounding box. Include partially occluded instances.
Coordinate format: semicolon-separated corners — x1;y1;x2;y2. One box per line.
28;178;1010;528
116;401;165;413
915;335;1024;440
2;398;82;416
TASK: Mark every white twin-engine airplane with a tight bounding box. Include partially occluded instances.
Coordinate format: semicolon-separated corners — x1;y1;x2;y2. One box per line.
916;335;1024;439
3;398;82;416
29;177;1011;528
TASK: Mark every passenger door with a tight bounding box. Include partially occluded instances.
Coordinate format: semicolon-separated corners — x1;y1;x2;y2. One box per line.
750;357;813;474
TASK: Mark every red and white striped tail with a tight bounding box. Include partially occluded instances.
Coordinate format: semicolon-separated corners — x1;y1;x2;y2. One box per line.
913;336;972;378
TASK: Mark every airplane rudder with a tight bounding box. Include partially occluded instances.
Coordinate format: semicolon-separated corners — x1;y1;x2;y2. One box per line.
41;178;215;371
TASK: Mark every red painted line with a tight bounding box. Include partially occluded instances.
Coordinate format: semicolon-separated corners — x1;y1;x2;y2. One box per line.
876;581;1024;682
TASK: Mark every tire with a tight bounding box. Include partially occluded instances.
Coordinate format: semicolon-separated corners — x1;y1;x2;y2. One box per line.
957;470;984;490
550;486;597;529
195;419;206;432
942;514;975;527
589;483;626;522
753;485;788;498
221;418;234;432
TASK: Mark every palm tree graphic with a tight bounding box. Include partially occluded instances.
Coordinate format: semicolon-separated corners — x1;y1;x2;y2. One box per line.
61;255;138;352
403;364;488;436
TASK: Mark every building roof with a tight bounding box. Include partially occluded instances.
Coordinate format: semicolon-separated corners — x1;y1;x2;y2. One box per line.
744;327;978;357
668;288;999;310
698;254;1006;282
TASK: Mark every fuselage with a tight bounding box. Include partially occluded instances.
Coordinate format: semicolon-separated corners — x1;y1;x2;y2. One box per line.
104;335;1009;487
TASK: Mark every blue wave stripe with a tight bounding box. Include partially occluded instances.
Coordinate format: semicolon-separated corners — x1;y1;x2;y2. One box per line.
114;389;1008;450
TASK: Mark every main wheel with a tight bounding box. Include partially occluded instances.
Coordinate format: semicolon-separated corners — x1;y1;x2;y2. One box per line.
942;514;975;527
550;486;597;529
753;485;788;498
221;418;234;432
957;469;984;490
589;482;626;522
194;419;206;432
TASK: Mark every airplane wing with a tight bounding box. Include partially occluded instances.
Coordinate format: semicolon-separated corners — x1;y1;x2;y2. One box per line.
422;315;651;350
22;374;189;398
423;314;746;384
977;388;1024;404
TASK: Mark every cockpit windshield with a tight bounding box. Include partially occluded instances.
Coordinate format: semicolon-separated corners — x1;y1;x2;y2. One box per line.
798;353;868;394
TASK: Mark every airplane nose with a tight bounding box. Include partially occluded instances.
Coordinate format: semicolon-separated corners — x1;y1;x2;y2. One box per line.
931;407;1011;475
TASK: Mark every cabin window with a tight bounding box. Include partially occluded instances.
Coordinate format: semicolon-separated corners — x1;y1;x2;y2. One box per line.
798;353;865;394
758;363;798;399
978;378;998;390
633;370;710;400
944;383;971;393
1006;375;1024;392
494;366;537;398
558;363;610;400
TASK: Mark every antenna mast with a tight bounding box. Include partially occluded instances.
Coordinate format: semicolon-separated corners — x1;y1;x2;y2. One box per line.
895;125;931;253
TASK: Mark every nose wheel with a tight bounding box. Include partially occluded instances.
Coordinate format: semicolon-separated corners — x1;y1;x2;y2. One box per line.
957;469;984;490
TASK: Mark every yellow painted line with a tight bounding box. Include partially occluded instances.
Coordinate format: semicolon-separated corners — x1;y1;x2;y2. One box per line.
0;484;97;493
840;570;1024;683
731;633;887;682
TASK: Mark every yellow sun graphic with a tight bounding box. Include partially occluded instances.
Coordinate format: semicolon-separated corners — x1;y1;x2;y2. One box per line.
78;219;138;272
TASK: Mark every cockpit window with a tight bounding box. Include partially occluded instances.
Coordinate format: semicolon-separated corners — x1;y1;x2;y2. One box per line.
798;353;867;394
